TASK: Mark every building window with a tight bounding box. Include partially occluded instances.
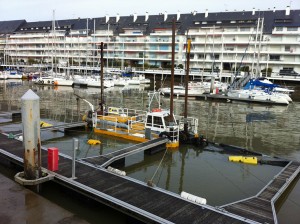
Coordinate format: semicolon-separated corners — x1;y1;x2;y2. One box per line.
216;21;222;24
270;55;280;61
225;47;234;51
198;54;205;59
230;21;236;23
285;46;291;52
275;27;283;31
240;27;250;32
212;54;219;60
287;27;298;31
202;21;207;24
275;19;292;23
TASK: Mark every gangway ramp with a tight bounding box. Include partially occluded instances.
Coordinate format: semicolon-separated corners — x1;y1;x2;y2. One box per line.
81;137;169;168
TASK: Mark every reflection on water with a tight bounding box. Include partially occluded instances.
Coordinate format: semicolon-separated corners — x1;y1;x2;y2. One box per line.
123;145;282;205
1;80;300;221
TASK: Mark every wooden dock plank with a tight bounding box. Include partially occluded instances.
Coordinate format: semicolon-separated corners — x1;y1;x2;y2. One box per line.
4;133;294;223
225;205;274;224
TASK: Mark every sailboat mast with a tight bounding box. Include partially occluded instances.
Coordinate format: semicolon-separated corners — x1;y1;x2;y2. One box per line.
169;19;175;121
100;42;104;110
51;10;55;75
251;18;260;76
256;17;264;78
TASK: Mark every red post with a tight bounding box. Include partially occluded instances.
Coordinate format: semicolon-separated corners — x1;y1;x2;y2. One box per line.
48;147;59;171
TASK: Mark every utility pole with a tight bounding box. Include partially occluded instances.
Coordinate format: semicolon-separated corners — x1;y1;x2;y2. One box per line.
169;19;175;121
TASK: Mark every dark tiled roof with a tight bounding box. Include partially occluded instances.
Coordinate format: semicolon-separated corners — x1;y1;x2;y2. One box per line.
0;20;26;34
0;9;299;35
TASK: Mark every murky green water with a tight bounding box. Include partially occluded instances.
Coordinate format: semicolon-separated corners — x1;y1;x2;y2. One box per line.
1;79;300;223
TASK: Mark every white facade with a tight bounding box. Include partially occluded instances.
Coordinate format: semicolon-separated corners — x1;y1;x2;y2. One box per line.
1;9;300;78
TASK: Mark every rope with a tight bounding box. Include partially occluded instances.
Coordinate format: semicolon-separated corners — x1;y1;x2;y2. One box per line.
147;148;168;187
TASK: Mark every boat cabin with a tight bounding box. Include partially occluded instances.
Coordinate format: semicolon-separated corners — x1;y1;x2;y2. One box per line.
145;108;178;134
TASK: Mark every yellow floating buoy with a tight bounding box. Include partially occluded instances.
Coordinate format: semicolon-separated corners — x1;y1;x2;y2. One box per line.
87;139;101;145
228;156;258;165
40;121;53;127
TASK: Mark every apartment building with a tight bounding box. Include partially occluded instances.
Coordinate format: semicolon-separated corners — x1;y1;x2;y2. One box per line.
0;7;299;76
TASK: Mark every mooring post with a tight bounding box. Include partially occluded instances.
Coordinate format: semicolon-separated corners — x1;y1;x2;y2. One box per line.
72;138;79;179
21;89;41;180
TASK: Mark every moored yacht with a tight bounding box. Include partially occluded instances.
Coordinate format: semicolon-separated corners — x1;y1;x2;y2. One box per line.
159;85;205;96
227;89;289;105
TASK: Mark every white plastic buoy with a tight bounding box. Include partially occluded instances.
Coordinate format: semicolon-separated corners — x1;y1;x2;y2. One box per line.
107;166;126;176
180;191;207;205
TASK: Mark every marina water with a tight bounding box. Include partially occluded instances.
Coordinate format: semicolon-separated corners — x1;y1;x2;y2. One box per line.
0;79;299;223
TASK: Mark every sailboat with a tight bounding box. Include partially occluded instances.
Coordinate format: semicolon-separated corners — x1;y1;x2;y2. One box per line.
34;10;74;86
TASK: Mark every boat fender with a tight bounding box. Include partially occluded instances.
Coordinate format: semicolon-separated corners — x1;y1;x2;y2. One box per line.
107;166;126;176
52;81;55;84
41;80;44;84
48;80;51;84
180;191;207;205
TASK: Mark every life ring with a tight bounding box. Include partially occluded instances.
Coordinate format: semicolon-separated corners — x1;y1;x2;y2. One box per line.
152;108;162;112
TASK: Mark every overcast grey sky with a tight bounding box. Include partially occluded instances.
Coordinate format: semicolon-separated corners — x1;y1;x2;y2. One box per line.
0;0;298;22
